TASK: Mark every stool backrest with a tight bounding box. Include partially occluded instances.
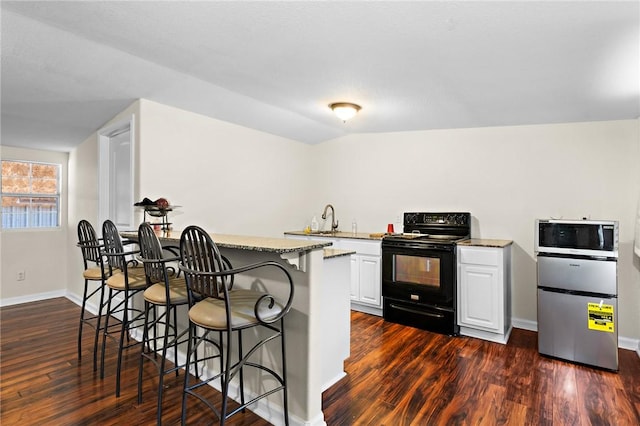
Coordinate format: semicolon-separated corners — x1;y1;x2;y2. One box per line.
138;222;169;284
77;220;102;267
102;219;127;272
179;225;229;301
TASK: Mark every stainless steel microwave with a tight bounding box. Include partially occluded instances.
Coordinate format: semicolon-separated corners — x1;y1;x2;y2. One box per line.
535;219;618;258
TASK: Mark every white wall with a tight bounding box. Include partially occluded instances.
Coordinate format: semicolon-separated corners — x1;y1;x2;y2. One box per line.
66;101;141;303
136;99;314;236
8;99;638;343
0;146;69;303
309;119;640;340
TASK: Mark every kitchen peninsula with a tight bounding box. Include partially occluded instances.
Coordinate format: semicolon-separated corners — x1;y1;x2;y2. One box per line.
121;229;351;426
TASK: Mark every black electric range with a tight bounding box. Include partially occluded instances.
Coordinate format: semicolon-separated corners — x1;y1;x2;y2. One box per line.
381;212;471;335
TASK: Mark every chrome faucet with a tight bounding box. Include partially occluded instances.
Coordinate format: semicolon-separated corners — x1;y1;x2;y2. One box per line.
321;204;339;232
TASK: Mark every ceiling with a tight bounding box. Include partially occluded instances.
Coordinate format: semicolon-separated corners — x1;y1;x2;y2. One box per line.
1;1;639;152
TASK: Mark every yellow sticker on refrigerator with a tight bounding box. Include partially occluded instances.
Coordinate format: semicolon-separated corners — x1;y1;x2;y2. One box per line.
587;303;615;333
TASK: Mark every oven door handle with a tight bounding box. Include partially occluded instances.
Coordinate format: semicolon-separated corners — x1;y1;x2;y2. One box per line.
389;303;445;319
382;243;454;253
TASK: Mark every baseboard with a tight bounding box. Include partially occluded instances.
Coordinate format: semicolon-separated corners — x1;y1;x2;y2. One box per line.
619;336;640;352
511;317;537;332
460;325;511;345
321;371;347;392
512;316;640;353
350;303;382;317
0;290;67;307
66;291;100;315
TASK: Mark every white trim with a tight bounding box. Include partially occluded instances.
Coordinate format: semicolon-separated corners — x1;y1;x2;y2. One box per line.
512;317;538;332
98;115;135;232
619;336;640;352
460;325;512;345
321;372;347;392
65;291;99;315
0;290;66;307
350;303;382;316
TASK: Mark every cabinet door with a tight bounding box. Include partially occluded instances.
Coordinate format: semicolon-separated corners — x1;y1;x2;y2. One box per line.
350;255;359;301
358;255;381;306
458;263;500;331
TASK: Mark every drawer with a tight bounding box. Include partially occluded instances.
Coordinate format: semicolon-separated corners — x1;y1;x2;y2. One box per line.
459;247;499;266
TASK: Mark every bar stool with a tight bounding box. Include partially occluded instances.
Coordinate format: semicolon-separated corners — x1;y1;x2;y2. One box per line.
100;219;147;397
76;219;107;371
136;222;189;425
178;225;294;425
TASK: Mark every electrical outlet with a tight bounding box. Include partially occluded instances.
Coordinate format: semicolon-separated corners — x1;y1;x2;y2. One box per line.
17;270;25;281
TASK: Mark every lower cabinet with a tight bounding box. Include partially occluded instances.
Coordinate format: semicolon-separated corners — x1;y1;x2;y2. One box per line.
457;243;512;344
285;233;382;316
350;253;382;310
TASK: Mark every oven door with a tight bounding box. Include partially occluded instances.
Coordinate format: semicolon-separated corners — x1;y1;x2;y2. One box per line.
381;242;455;307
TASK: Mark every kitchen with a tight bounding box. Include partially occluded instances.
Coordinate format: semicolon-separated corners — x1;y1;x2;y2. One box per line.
1;1;640;425
3;106;639;424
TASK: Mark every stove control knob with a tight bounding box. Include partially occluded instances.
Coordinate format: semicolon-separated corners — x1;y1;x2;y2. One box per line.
406;213;418;224
457;214;467;225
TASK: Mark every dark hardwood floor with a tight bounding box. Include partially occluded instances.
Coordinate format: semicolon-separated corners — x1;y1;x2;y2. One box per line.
324;313;640;426
1;298;639;425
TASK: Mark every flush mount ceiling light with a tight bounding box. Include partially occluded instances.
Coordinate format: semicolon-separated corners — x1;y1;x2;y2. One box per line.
329;102;361;122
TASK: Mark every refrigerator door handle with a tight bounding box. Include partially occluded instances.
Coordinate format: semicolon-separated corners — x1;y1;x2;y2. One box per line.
538;286;616;299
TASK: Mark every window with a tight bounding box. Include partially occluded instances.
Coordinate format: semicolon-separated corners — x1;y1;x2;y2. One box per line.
1;160;61;229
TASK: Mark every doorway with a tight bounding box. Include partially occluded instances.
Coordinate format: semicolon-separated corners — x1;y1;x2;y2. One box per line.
97;116;135;318
98;116;135;231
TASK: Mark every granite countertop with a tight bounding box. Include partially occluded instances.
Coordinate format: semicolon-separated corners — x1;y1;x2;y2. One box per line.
284;230;384;240
121;230;331;254
458;238;513;248
323;248;356;259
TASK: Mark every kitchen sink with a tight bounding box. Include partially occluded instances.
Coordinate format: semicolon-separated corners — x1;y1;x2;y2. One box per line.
309;230;337;235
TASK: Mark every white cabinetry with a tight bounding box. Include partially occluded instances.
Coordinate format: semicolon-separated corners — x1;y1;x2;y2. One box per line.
285;233;383;316
350;253;381;310
457;243;512;344
335;238;382;316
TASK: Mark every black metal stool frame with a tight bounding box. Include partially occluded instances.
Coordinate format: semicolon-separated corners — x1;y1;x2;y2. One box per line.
76;219;107;371
100;219;147;397
178;225;294;425
136;222;191;425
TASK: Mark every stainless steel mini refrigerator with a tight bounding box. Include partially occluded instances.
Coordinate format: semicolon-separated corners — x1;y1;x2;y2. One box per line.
535;219;619;371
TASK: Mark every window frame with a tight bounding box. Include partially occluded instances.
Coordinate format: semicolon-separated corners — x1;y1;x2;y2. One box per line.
1;159;62;229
